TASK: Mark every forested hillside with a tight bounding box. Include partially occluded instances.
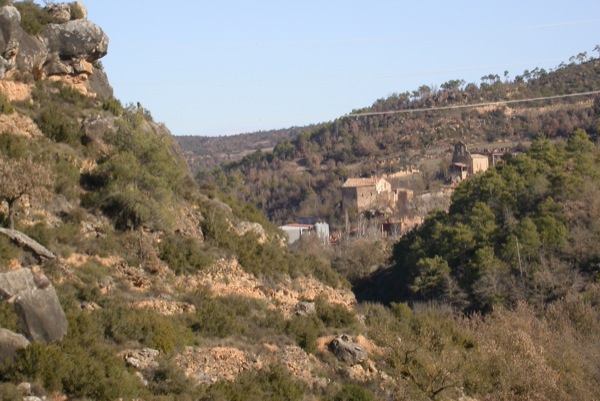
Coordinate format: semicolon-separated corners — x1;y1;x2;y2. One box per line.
195;54;600;227
175;125;320;172
357;131;600;309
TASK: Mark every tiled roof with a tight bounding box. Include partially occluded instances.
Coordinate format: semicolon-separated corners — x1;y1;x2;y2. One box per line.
342;177;377;188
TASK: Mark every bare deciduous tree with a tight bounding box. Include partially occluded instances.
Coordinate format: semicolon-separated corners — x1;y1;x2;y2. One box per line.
0;157;53;229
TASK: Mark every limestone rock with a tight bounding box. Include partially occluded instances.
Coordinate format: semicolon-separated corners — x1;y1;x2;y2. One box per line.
87;65;112;98
0;268;67;343
234;221;267;244
0;227;56;260
0;328;30;364
176;346;262;384
133;298;196;316
0;6;47;79
45;2;87;23
0;3;111;96
46;4;72;23
294;301;316;316
329;334;368;366
43;19;108;63
120;348;160;371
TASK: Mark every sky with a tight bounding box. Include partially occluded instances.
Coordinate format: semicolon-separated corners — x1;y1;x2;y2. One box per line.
63;1;600;136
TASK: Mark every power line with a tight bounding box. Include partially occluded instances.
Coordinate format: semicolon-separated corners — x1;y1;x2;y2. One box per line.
346;90;600;118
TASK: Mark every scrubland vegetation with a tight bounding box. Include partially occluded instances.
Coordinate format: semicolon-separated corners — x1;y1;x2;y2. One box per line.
2;8;600;398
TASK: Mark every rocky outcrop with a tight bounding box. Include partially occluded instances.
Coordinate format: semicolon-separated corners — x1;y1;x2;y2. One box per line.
133;298;196;316
0;228;56;260
121;347;160;371
43;19;108;73
177;346;263;384
0;328;30;364
328;334;368;366
0;268;67;343
0;113;43;137
0;2;111;97
175;258;356;318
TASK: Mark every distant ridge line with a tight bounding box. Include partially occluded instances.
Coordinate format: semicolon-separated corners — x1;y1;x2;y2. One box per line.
346;90;600;118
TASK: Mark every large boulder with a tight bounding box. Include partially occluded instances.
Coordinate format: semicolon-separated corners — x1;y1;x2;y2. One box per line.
0;268;67;343
328;334;368;366
0;6;47;79
0;3;112;97
0;328;30;364
43;19;108;63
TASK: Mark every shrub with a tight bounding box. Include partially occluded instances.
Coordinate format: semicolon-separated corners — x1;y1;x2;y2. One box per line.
0;91;14;114
101;97;123;116
0;382;23;401
205;364;305;401
0;234;21;266
159;234;213;275
1;310;146;398
0;132;27;158
285;315;323;353
316;297;356;329
190;292;250;338
101;303;195;354
36;103;80;145
52;157;81;201
69;2;85;19
148;356;205;398
14;1;59;36
0;301;19;332
329;383;376;401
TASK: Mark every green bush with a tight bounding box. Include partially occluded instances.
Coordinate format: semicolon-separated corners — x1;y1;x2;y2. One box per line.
204;364;305;401
0;132;28;158
0;91;14;114
1;311;149;400
14;1;59;36
101;303;195;354
316;297;356;329
159;233;213;275
0;301;19;332
101;97;123;116
285;315;323;353
190;292;250;338
69;2;85;19
0;382;23;401
148;356;205;399
36;103;80;145
0;234;21;266
52;157;81;201
329;383;376;401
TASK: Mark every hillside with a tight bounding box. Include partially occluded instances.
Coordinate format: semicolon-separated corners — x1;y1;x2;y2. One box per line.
191;56;600;228
175;125;321;172
2;2;600;401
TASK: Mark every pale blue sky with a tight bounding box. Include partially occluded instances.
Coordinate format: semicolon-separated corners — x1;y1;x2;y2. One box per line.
74;1;600;136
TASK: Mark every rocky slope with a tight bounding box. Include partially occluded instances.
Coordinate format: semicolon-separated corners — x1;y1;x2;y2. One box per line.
0;3;381;400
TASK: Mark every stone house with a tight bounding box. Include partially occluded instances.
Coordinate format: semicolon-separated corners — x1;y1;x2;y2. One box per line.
341;177;395;213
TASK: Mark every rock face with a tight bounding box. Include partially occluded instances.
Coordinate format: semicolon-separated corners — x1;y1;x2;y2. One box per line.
0;328;30;364
329;334;368;366
0;268;68;343
0;2;111;97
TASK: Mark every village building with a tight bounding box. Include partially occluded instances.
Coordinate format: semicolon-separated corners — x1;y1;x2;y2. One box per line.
341;176;414;216
341;177;395;213
279;222;330;245
448;141;489;182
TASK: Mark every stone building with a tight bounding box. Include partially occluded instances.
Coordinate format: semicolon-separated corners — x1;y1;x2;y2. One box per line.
449;141;489;182
341;177;395;213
